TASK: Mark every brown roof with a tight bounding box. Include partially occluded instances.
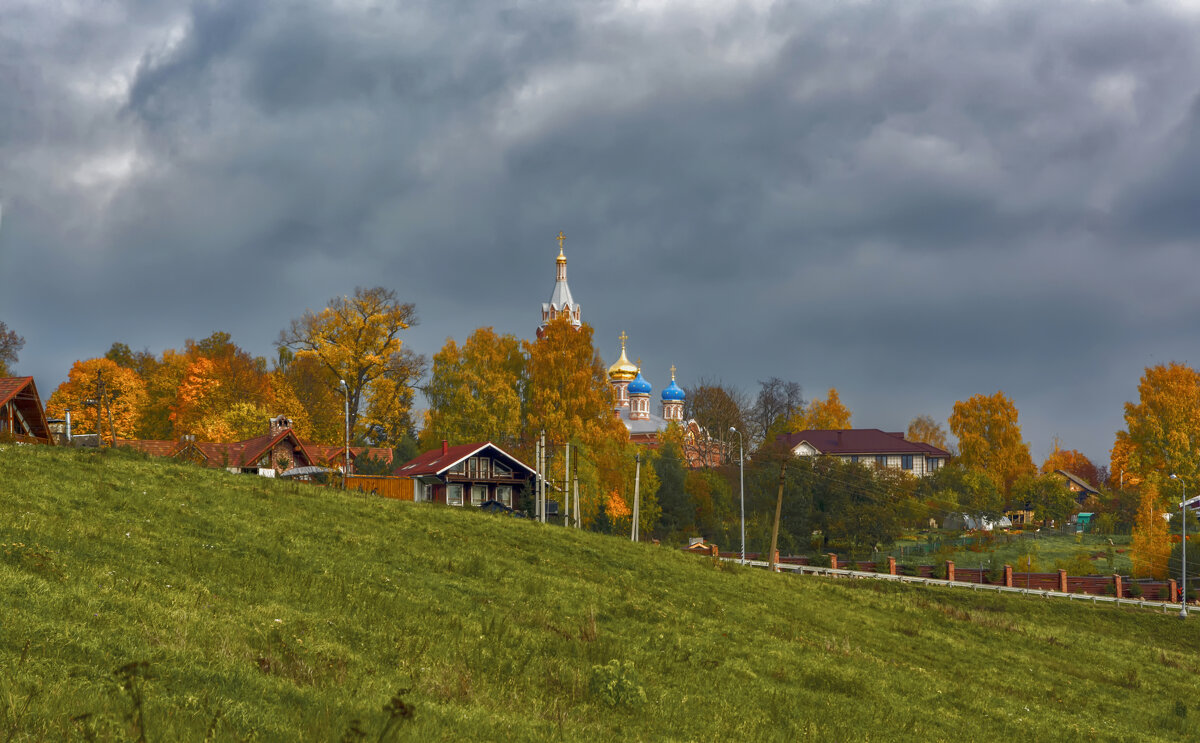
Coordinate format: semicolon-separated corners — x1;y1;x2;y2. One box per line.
119;429;315;468
306;444;394;466
777;429;951;458
0;377;52;443
395;441;535;478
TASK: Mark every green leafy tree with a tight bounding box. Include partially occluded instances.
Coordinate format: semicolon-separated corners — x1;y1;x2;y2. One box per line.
1010;473;1077;527
652;437;691;538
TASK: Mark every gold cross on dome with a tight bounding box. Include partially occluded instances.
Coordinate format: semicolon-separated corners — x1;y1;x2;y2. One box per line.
670;364;676;380
636;357;642;371
619;330;628;348
557;231;566;249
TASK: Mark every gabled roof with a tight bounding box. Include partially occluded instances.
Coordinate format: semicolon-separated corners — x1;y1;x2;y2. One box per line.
395;441;536;478
0;377;52;442
778;429;951;458
1054;469;1099;495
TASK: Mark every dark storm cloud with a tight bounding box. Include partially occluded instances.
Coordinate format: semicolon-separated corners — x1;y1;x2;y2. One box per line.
4;0;1200;464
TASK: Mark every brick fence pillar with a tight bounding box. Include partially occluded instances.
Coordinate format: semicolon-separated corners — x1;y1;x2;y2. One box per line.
1004;564;1013;588
1169;579;1178;603
774;550;781;572
828;553;838;571
888;556;897;575
946;560;955;582
1113;574;1123;598
1058;569;1068;594
711;545;718;558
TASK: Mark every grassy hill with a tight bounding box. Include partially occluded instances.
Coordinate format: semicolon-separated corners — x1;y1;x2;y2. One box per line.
1;444;1197;742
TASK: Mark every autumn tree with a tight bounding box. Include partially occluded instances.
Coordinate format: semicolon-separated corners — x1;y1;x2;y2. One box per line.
1040;438;1101;488
750;377;804;445
791;388;852;431
1130;481;1171;579
421;328;526;450
0;321;25;376
275;351;342;445
168;333;286;442
524;317;631;524
278;287;420;440
948;391;1034;492
362;347;426;446
1117;362;1200;496
682;378;747;467
46;358;148;439
907;414;949;451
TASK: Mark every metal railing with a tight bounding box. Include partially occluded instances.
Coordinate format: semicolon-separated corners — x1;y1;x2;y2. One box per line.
737;559;1188;614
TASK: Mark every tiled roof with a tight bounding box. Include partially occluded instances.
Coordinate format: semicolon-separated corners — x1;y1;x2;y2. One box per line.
0;377;34;408
778;429;951;458
395;442;535;477
1055;469;1099;494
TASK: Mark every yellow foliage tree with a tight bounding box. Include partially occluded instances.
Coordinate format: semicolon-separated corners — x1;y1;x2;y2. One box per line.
1118;362;1200;496
421;328;526;450
278;287;419;440
906;414;949;450
948;391;1034;493
46;358;148;440
1108;432;1142;491
782;388;852;432
525;318;631;524
1130;482;1171;579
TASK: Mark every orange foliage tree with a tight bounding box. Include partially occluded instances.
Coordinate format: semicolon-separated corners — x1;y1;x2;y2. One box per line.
1117;362;1200;497
1130;482;1171;579
46;358;148;439
1040;439;1100;487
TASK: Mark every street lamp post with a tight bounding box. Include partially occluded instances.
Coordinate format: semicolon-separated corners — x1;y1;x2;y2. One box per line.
1171;474;1188;619
730;427;744;564
340;380;350;489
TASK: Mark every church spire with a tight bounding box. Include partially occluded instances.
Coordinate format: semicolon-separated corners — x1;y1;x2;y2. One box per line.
538;230;581;339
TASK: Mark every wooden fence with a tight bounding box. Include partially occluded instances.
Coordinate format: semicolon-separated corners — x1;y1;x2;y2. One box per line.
346;475;414;501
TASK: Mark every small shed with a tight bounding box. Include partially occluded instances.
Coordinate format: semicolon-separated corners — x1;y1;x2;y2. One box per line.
0;377;53;444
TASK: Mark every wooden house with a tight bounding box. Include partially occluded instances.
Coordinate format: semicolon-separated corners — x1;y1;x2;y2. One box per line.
395;441;536;508
0;377;53;444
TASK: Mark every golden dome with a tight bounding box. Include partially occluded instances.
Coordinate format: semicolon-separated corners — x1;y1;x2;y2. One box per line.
607;331;638;382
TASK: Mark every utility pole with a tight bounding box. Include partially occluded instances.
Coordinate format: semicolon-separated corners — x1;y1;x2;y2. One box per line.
631;453;641;542
94;370;106;448
573;461;580;529
769;460;785;572
564;441;570;525
542;429;547;523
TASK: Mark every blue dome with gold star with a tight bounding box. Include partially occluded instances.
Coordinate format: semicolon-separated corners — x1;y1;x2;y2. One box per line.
627;370;652;395
661;378;685;401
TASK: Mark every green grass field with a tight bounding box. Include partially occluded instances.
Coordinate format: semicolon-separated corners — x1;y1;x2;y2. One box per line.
2;444;1198;741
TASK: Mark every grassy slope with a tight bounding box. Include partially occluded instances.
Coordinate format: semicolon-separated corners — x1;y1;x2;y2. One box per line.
1;445;1198;742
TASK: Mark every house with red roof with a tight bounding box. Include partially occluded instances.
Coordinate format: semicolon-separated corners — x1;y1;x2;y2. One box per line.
0;377;53;445
394;440;536;508
776;429;951;477
118;415;393;478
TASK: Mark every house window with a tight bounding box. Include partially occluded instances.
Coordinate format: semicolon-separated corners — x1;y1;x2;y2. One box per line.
901;455;913;470
493;461;512;477
850;455;859;463
477;458;490;478
875;455;886;467
497;485;512;507
422;483;433;502
447;484;464;507
471;484;487;506
449;461;465;475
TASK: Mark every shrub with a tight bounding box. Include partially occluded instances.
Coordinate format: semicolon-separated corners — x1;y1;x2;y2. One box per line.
589;660;646;709
1129;582;1144;598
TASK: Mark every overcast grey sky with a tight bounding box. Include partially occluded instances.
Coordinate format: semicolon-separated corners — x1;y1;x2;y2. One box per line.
3;0;1200;467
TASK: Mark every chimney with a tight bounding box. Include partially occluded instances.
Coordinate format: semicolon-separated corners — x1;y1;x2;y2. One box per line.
442;439;449;456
